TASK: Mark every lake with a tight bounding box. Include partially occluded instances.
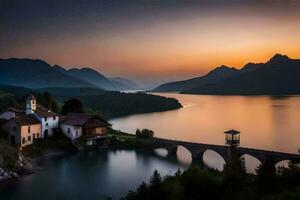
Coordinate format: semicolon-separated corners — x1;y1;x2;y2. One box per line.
111;93;300;154
0;149;187;200
1;93;300;199
111;93;300;171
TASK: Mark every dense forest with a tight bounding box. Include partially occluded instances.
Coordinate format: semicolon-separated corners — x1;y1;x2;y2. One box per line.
0;86;182;119
121;154;300;200
77;91;182;119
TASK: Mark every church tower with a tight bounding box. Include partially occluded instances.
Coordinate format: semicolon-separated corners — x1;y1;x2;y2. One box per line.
26;94;37;114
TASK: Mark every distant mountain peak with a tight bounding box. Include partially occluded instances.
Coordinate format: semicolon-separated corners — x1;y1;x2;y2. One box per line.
268;54;291;65
209;65;238;74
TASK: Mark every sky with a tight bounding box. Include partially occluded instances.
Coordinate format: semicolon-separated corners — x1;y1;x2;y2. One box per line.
1;0;300;85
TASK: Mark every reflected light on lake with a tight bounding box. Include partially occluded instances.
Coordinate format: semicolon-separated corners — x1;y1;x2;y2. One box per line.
110;93;300;154
154;148;168;157
241;154;262;174
202;150;226;171
176;146;192;167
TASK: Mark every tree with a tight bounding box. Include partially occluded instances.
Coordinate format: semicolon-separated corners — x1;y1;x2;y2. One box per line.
51;100;60;113
149;170;164;199
255;156;277;194
61;98;85;115
223;148;246;191
136;129;154;139
42;92;52;110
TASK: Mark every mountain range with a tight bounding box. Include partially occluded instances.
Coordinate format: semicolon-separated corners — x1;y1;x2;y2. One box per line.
0;58;140;90
153;54;300;95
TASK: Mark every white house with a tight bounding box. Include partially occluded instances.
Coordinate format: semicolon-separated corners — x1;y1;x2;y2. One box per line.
24;95;60;138
34;109;59;138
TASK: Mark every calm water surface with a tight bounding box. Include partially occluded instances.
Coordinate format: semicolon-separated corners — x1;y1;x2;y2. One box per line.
111;93;300;172
0;149;187;200
111;93;300;154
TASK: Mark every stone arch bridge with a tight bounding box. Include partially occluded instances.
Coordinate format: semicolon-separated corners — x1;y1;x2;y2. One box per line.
151;138;300;165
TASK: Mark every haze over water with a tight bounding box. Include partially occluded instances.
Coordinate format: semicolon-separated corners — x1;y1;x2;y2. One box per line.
111;93;300;154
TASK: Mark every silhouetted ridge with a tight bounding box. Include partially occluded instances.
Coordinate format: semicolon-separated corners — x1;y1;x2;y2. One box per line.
267;54;291;65
152;65;238;92
153;54;300;95
0;58;97;88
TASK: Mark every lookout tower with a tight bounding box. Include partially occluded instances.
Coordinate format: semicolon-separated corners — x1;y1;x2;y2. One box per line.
26;94;37;114
224;129;240;147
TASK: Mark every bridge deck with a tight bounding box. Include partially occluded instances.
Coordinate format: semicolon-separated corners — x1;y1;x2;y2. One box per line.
153;137;300;163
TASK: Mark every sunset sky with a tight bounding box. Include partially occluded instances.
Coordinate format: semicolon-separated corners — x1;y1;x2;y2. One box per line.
1;0;300;84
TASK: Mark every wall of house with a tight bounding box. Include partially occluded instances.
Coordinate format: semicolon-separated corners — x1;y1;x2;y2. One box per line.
85;127;108;137
2;121;41;147
3;120;21;146
0;111;15;120
34;114;59;138
61;124;82;140
20;124;41;147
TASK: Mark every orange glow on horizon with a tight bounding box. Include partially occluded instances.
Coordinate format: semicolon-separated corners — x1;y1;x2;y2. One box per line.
1;3;300;81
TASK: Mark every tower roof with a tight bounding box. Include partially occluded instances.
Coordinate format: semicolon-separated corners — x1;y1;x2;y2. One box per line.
27;94;36;100
224;129;240;135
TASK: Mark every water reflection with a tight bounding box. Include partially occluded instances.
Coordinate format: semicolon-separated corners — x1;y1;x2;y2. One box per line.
176;146;192;167
276;160;290;169
202;150;225;171
0;150;187;200
154;148;168;157
241;154;262;174
111;93;300;154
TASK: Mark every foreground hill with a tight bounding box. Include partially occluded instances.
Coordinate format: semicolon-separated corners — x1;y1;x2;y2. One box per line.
0;59;96;89
153;54;300;95
0;85;182;119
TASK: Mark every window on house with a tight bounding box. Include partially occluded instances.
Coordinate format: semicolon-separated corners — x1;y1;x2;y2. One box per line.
37;133;40;138
45;117;48;122
68;128;70;134
46;123;49;126
33;133;36;139
13;126;16;131
22;137;25;144
28;126;31;133
53;116;56;120
28;136;31;141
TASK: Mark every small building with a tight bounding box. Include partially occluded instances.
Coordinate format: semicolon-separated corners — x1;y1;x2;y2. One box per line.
2;114;42;148
61;113;110;143
0;108;24;120
224;129;240;147
0;94;59;147
34;109;59;138
25;95;60;138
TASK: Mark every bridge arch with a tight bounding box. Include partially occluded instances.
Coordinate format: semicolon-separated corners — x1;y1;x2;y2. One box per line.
275;160;291;169
154;148;168;157
240;154;262;174
176;145;193;166
202;149;226;171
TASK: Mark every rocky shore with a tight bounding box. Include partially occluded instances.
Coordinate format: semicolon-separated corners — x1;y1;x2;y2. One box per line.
0;154;34;183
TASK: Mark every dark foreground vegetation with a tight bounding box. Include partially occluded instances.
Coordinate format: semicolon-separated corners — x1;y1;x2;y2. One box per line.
0;85;182;119
121;153;300;200
135;129;155;139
